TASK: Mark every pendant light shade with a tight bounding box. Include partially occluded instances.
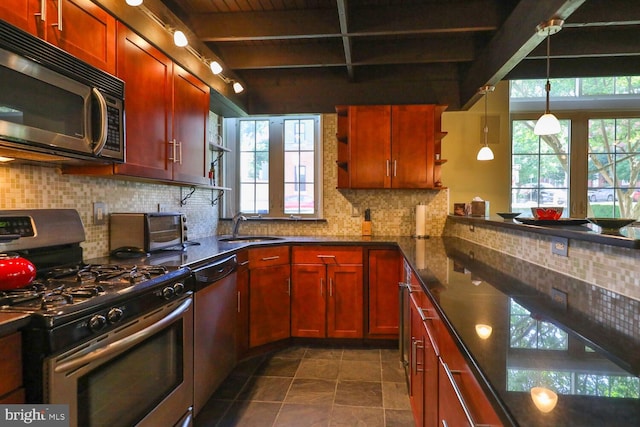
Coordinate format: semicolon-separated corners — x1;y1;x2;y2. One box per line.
477;85;495;161
126;0;143;6
534;19;563;136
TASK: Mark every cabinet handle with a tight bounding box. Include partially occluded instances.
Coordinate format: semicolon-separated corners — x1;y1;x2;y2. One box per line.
420;308;438;321
441;421;448;427
411;337;424;374
386;159;390;177
261;255;280;261
237;291;241;313
239;260;249;266
35;0;46;21
393;159;397;177
51;0;62;31
169;139;177;162
178;141;183;164
441;361;476;426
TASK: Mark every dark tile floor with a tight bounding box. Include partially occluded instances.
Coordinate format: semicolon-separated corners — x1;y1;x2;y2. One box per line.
194;345;414;427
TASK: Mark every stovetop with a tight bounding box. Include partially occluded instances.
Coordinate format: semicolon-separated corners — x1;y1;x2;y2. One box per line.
0;264;181;313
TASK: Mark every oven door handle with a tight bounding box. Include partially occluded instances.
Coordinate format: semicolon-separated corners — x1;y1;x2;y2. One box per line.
54;297;192;374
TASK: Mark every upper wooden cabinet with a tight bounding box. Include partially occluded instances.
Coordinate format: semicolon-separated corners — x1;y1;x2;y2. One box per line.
0;0;116;74
336;104;447;189
66;23;210;186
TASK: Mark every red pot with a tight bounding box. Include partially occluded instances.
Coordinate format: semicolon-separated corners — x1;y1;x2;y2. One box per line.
0;253;36;290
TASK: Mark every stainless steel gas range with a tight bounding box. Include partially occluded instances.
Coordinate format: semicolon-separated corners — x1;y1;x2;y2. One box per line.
0;209;194;427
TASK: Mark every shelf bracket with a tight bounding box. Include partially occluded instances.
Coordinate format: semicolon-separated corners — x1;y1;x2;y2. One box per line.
180;186;196;206
210;188;224;206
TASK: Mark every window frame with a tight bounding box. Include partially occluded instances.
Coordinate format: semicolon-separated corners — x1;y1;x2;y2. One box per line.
510;80;640;219
221;114;323;219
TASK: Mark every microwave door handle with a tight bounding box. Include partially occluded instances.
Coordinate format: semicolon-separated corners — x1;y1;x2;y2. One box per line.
54;297;192;374
91;87;108;155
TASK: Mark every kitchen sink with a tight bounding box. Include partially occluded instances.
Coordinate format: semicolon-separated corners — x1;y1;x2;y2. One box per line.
217;235;284;243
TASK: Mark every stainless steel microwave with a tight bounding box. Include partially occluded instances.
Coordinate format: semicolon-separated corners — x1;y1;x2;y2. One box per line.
0;20;124;163
110;213;186;253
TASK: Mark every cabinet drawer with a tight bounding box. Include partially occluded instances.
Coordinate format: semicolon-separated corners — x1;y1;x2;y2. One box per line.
0;332;22;398
292;246;363;265
248;246;290;269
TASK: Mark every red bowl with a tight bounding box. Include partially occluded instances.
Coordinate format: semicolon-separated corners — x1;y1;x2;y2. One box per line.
531;207;563;220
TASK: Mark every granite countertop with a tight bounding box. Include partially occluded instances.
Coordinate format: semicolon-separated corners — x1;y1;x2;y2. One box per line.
90;234;640;426
0;312;31;336
448;215;640;249
398;237;640;427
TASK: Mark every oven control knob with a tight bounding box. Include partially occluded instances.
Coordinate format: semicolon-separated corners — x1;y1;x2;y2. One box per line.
107;308;124;323
162;286;175;300
173;282;185;296
89;314;107;332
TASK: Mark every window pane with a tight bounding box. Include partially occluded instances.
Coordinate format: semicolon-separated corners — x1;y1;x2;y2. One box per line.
239;120;270;214
284;184;315;214
283;118;316;215
511;120;570;212
587;118;640;219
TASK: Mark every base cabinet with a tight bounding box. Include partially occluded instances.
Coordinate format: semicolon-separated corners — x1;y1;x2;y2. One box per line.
248;246;291;348
291;246;363;338
236;250;250;360
0;332;24;404
367;248;403;337
407;278;503;427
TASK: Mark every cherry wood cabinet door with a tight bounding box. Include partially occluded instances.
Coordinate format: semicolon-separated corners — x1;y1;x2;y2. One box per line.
327;264;363;338
409;296;425;427
249;264;291;348
172;64;209;185
391;105;435;188
114;23;173;181
367;248;403;337
0;0;40;34
349;105;392;188
45;0;116;74
0;332;23;403
236;252;250;360
291;264;326;338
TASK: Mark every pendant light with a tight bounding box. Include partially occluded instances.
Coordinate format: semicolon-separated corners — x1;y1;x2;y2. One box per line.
534;19;564;136
477;85;495;161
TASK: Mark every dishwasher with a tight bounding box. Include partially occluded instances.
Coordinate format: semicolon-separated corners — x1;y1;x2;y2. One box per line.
192;255;238;417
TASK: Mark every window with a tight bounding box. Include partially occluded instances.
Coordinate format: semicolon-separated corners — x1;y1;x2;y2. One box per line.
510;77;640;220
222;115;322;218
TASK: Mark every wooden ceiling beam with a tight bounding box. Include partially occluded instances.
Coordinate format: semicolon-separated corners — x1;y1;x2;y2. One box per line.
459;0;587;110
218;36;476;70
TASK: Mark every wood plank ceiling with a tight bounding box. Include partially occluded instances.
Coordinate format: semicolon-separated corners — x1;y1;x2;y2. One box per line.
158;0;640;115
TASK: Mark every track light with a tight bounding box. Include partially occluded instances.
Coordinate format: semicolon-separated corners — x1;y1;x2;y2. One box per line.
534;19;564;136
132;2;240;92
173;30;188;47
209;61;223;75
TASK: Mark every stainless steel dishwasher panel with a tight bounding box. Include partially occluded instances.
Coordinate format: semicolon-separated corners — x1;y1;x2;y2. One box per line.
193;255;238;416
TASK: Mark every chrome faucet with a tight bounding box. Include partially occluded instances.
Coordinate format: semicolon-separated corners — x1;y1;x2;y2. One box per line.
231;212;246;237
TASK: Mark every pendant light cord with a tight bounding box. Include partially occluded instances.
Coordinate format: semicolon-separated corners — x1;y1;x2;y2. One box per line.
483;89;489;146
545;30;551;114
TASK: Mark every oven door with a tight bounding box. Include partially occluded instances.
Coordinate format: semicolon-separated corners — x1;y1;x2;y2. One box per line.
45;295;194;427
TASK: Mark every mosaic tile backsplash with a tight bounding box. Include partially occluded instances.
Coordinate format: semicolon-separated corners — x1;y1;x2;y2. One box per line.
0;114;449;259
444;218;640;303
